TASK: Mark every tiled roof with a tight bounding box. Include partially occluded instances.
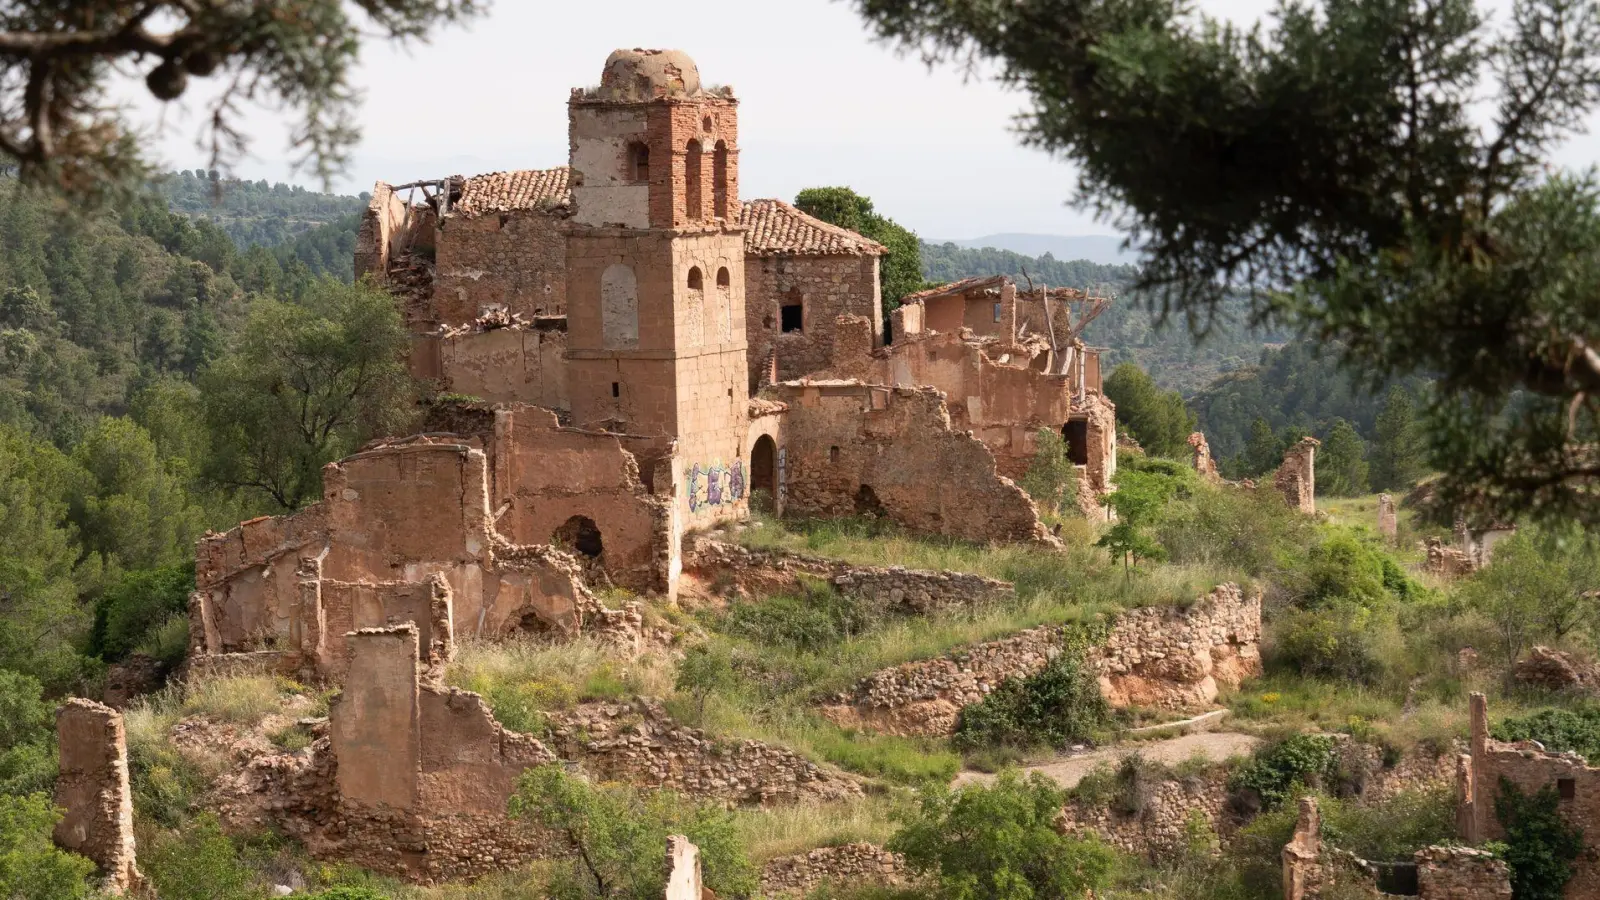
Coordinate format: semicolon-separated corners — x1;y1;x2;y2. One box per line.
454;168;572;216
899;276;1008;305
740;199;886;256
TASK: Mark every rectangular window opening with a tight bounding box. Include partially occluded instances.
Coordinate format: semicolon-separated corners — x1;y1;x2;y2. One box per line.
1559;778;1576;800
993;302;1002;323
781;304;803;333
611;382;620;398
1063;419;1090;466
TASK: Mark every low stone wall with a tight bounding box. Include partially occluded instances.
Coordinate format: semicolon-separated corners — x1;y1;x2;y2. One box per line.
682;534;1012;614
1416;846;1511;899
822;584;1262;736
1059;770;1233;860
547;700;862;806
759;843;909;897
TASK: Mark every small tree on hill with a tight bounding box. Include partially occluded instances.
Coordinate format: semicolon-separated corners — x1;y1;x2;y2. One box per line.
1019;427;1081;519
1318;418;1371;497
1095;468;1175;578
1103;362;1196;458
1370;386;1426;492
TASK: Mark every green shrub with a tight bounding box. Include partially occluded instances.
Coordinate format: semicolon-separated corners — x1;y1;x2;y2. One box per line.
304;889;392;900
1227;734;1337;811
722;580;870;651
1495;778;1584;900
1019;427;1081;520
888;769;1115;900
90;562;194;661
1493;706;1600;764
0;669;56;796
136;612;190;667
0;794;96;900
1274;602;1397;684
954;632;1110;751
509;765;756;900
143;813;265;900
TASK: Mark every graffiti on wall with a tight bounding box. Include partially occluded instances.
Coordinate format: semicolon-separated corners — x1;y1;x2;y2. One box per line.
687;460;746;512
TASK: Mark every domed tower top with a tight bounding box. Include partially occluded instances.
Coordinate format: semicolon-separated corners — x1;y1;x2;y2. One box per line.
595;48;702;102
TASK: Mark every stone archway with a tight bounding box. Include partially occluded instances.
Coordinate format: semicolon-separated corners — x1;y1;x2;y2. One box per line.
751;435;778;512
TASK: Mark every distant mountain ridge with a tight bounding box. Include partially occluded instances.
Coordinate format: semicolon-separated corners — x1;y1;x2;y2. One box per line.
931;232;1136;265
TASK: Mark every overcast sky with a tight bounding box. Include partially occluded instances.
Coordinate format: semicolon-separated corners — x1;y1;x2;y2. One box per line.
134;0;1597;240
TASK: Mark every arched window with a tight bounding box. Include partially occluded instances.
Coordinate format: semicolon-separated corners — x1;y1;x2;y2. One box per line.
716;267;731;288
601;264;639;349
626;142;650;183
685;139;704;221
687;266;704;291
713;140;730;219
715;266;733;341
684;266;705;346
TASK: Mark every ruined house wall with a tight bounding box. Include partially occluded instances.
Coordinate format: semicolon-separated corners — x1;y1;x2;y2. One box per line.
824;320;1118;493
489;406;673;595
1190;432;1219;481
192;441;637;676
821;584;1261;737
416;325;569;409
1275;437;1319;514
665;836;705;900
432;210;568;322
1416;846;1512;899
315;574;453;683
354;182;414;281
1463;693;1600;899
1377;493;1397;539
745;253;881;390
54;699;141;895
769;382;1052;544
681;535;1012;614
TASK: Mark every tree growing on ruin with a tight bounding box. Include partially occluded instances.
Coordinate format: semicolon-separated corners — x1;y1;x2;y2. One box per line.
1020;426;1081;519
888;770;1116;900
1103;362;1196;458
0;1;481;203
509;765;756;900
853;0;1600;526
199;277;415;510
794;186;927;312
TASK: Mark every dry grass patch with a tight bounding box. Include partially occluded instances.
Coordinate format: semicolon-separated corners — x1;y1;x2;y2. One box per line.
732;797;901;863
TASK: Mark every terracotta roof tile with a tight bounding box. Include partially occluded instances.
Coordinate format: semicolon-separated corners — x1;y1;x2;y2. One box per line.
739;199;886;256
455;168;572;216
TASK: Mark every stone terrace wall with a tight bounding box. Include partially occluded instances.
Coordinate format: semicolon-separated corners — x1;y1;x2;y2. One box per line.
681;534;1012;614
1060;770;1233;861
547;700;862;806
1093;583;1262;710
54;699;142;895
760;843;909;897
822;584;1262;736
769;381;1054;545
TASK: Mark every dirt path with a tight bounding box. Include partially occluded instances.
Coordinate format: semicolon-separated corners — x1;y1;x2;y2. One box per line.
952;731;1262;790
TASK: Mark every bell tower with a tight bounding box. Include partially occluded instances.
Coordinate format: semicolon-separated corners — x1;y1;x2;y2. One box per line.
565;49;750;526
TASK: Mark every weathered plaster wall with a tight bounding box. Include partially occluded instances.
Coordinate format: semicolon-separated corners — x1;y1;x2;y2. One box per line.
411;325;569;409
745;253;881;390
769;381;1053;544
354;182;414;281
54;699;141;895
822;584;1261;736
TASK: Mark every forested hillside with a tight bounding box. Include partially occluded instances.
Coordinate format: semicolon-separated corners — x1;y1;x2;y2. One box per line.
157;169;368;249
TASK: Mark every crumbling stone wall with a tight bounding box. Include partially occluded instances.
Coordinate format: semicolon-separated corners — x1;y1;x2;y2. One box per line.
681;534;1012;613
768;381;1055;544
1425;538;1476;578
1274;437;1319;514
760;843;909;897
823;320;1119;494
1061;769;1233;861
1093;583;1262;709
1416;846;1512;899
54;699;142;895
1281;797;1324;900
546;700;862;806
313;572;453;682
191;440;641;679
822;584;1262;736
666;835;706;900
1377;493;1397;540
1461;692;1600;899
745;250;881;390
433;206;569;323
